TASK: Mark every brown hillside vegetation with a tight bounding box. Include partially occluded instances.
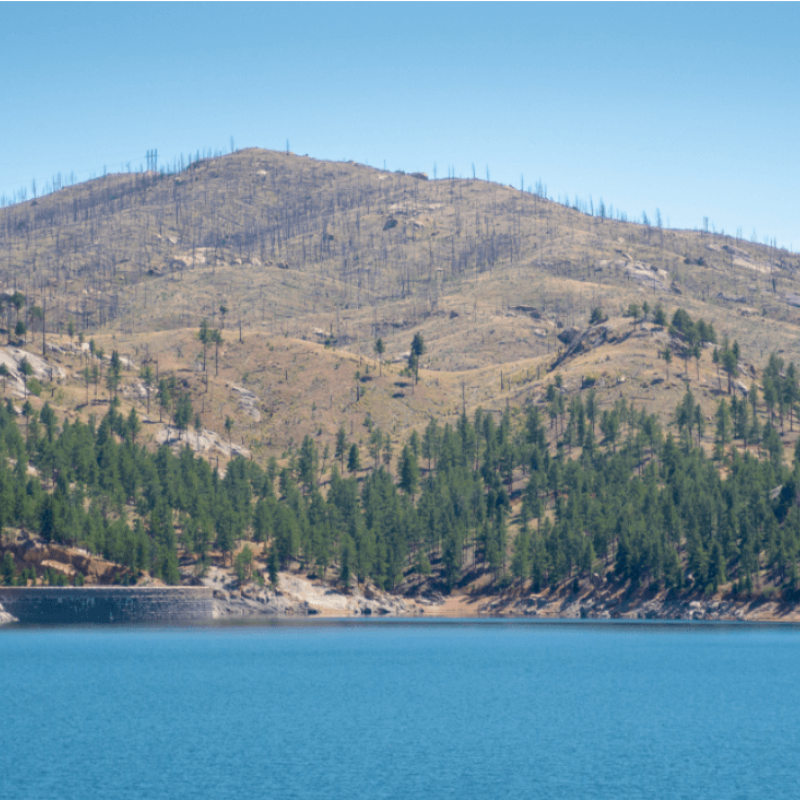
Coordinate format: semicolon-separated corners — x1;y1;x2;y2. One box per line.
2;147;799;359
1;148;798;463
3;150;800;618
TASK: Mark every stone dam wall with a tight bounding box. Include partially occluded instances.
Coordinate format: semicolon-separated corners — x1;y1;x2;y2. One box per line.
0;587;214;624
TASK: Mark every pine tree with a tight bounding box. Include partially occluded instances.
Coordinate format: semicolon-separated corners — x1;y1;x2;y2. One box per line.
126;406;141;443
335;426;348;471
298;435;318;493
173;393;193;440
409;333;426;385
374;337;385;376
234;544;254;584
398;444;420;498
211;328;223;376
198;318;210;372
19;357;33;398
511;523;531;580
414;547;431;586
347;443;361;475
106;351;122;399
368;427;383;471
339;533;353;588
268;541;279;586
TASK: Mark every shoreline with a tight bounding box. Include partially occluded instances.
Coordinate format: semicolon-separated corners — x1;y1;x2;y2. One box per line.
4;588;800;626
5;542;799;625
430;589;800;623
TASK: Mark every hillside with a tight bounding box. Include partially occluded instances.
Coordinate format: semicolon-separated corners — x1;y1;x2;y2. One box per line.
2;148;800;618
2;147;799;364
2;148;799;457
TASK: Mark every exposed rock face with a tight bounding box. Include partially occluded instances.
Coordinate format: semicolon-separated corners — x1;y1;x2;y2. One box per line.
45;341;87;357
552;323;630;369
557;326;581;345
201;568;417;618
479;587;794;622
40;559;77;578
12;539;123;583
716;292;747;304
0;346;68;397
0;602;18;625
624;262;670;291
155;425;250;459
230;384;262;422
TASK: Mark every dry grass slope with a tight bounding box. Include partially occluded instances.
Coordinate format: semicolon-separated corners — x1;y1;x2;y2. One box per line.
1;147;799;466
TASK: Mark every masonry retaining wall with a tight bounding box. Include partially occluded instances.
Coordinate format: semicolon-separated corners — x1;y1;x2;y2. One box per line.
0;587;214;624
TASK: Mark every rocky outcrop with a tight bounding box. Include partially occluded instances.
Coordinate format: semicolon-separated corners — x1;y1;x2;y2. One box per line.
557;326;581;345
624;262;670;291
478;583;800;622
230;384;262;422
551;323;631;370
211;588;310;618
0;602;17;625
155;425;250;459
11;539;123;583
716;292;747;304
202;568;419;618
0;346;67;397
40;559;76;578
210;588;406;618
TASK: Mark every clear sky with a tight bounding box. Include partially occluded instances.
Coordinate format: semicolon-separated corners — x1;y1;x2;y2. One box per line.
2;2;798;249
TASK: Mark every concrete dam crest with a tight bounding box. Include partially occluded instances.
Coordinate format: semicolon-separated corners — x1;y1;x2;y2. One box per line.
0;587;214;624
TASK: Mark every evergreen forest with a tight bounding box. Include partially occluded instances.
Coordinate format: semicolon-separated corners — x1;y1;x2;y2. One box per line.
3;340;800;601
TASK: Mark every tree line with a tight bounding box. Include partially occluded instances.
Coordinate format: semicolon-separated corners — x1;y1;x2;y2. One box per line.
3;343;800;598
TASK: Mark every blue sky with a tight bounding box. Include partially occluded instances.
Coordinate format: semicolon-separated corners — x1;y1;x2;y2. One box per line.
2;3;798;248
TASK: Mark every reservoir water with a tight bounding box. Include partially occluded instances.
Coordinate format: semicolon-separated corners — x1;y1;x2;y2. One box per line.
2;620;799;800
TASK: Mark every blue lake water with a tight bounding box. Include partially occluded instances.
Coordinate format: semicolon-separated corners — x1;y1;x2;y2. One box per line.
2;620;800;800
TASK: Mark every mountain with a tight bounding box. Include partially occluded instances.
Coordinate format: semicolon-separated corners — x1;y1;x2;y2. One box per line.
2;148;800;617
3;148;799;452
3;147;798;357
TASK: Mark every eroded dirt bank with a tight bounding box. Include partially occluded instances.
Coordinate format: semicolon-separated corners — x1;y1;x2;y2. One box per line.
474;585;800;622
